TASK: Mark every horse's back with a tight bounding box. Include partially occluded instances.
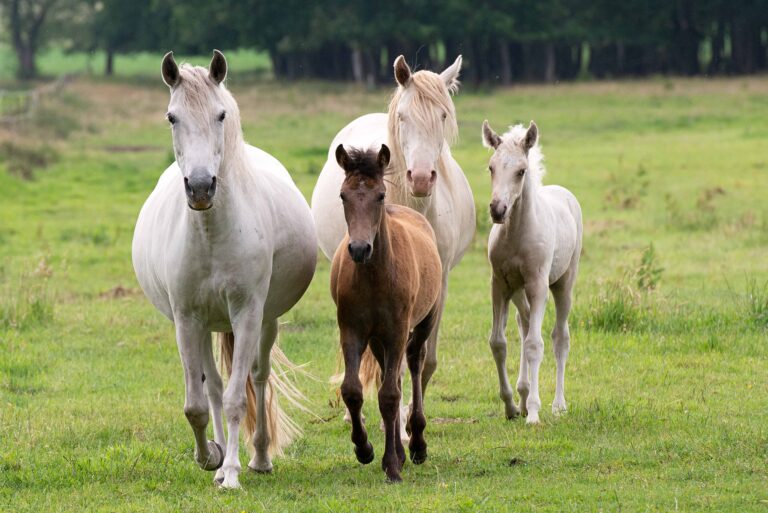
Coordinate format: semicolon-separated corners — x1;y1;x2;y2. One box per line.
312;113;387;259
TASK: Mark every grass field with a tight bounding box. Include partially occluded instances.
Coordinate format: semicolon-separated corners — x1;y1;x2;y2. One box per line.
0;62;767;511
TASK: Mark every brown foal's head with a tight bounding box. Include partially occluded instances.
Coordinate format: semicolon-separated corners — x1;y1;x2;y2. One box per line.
336;144;391;264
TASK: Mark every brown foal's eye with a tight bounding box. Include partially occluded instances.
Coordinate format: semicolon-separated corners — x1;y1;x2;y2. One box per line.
218;111;226;122
339;192;346;202
167;113;177;125
377;193;385;202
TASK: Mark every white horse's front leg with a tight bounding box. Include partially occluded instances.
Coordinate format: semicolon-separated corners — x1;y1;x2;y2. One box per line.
248;318;277;473
174;319;225;472
523;279;548;424
201;340;226;484
221;303;265;489
509;290;531;417
489;277;519;419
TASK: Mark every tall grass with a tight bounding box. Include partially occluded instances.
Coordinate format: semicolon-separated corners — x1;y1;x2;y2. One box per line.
0;259;55;330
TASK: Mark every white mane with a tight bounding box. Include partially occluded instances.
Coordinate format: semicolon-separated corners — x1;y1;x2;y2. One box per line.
501;124;546;186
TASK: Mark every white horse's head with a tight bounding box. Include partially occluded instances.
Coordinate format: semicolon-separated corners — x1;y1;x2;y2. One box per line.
388;55;461;197
161;50;235;211
482;120;541;223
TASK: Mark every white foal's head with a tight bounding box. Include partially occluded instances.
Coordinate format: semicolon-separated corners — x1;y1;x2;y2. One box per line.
482;120;540;223
162;50;235;211
388;55;461;197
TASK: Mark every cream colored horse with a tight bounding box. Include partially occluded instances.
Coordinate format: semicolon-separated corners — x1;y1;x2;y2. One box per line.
311;56;475;437
482;120;582;424
132;51;316;488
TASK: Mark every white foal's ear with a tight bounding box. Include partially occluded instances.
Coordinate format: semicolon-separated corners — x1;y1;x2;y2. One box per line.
394;55;412;87
440;55;462;93
522;120;538;153
482;120;502;149
161;51;180;88
378;144;391;169
209;49;227;85
335;144;351;172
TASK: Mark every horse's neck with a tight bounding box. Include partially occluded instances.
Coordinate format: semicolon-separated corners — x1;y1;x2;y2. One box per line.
506;178;540;235
369;210;394;271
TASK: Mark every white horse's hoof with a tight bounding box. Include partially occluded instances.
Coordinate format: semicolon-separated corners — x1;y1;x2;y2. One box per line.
248;460;273;474
218;474;241;489
213;468;225;485
551;401;567;416
196;440;224;471
526;411;540;425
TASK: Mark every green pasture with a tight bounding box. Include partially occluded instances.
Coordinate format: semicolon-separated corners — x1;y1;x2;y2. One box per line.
0;62;766;511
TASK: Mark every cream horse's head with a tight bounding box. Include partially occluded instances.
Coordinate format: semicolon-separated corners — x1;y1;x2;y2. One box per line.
482;120;539;223
161;50;231;211
389;55;462;197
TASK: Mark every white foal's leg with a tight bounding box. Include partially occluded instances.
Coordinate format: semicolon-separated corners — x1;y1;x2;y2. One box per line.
523;279;548;424
201;340;226;484
175;320;225;473
221;303;265;489
248;318;277;473
551;281;574;415
489;277;519;419
510;290;531;417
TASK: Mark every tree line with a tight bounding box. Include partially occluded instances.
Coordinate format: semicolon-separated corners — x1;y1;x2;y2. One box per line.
2;0;767;83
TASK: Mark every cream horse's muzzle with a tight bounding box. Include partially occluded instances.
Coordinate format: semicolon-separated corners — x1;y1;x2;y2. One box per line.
489;199;508;224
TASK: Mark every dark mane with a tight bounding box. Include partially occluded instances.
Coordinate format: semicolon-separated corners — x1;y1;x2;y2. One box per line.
344;147;384;179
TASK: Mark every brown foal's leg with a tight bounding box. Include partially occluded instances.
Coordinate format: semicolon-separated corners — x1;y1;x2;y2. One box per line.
406;307;436;464
340;329;374;465
377;342;406;482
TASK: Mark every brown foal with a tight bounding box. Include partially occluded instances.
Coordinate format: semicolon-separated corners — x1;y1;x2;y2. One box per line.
330;143;442;482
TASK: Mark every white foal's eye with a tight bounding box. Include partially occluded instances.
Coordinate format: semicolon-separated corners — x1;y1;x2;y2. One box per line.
518;169;526;177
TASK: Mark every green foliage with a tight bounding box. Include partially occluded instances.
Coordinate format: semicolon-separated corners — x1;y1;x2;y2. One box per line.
744;278;768;330
636;243;663;291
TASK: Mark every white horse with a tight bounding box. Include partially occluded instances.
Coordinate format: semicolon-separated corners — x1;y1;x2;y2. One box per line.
132;51;317;489
482;120;582;424
311;56;476;436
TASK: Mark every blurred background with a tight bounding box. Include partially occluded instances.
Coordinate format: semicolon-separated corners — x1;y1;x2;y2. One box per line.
1;0;768;82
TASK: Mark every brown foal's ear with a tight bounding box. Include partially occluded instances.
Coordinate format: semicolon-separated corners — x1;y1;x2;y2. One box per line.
394;55;412;87
482;120;502;149
161;51;180;88
377;144;391;169
522;120;538;153
209;49;227;85
336;144;351;172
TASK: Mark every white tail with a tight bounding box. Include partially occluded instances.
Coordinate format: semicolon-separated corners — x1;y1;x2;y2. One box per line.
218;332;309;457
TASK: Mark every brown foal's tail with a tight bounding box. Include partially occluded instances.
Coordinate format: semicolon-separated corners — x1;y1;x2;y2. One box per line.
218;332;307;457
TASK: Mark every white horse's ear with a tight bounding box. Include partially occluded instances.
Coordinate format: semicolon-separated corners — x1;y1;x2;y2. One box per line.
482;120;501;149
209;49;227;85
440;55;462;93
378;144;391;169
394;55;412;87
161;51;180;88
335;144;351;171
523;121;538;153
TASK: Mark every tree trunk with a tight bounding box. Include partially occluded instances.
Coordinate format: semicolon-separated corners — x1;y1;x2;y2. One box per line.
499;39;512;85
105;48;115;76
544;42;556;82
16;44;37;80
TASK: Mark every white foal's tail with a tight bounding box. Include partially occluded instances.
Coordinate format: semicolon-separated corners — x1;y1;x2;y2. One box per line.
218;332;308;457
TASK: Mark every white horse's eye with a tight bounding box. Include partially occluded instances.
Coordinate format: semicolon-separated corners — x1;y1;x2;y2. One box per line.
488;166;494;174
518;169;526;177
442;112;447;121
167;113;177;125
218;111;226;122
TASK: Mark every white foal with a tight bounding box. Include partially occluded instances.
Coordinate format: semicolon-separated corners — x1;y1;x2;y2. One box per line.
482;120;583;424
132;51;316;488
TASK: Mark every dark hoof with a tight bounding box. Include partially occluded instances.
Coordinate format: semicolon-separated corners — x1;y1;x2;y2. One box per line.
409;447;428;464
200;440;224;471
355;443;374;465
385;472;403;483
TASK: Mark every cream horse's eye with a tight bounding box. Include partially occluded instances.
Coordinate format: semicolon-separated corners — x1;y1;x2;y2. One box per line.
518;169;526;177
167;113;177;125
488;166;494;174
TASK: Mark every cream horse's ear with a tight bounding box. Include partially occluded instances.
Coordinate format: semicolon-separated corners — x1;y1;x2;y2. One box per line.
161;51;180;88
482;120;501;149
394;55;412;87
440;55;462;93
523;120;538;154
209;49;227;85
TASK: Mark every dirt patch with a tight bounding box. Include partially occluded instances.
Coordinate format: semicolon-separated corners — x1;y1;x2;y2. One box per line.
99;285;141;300
432;417;478;425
